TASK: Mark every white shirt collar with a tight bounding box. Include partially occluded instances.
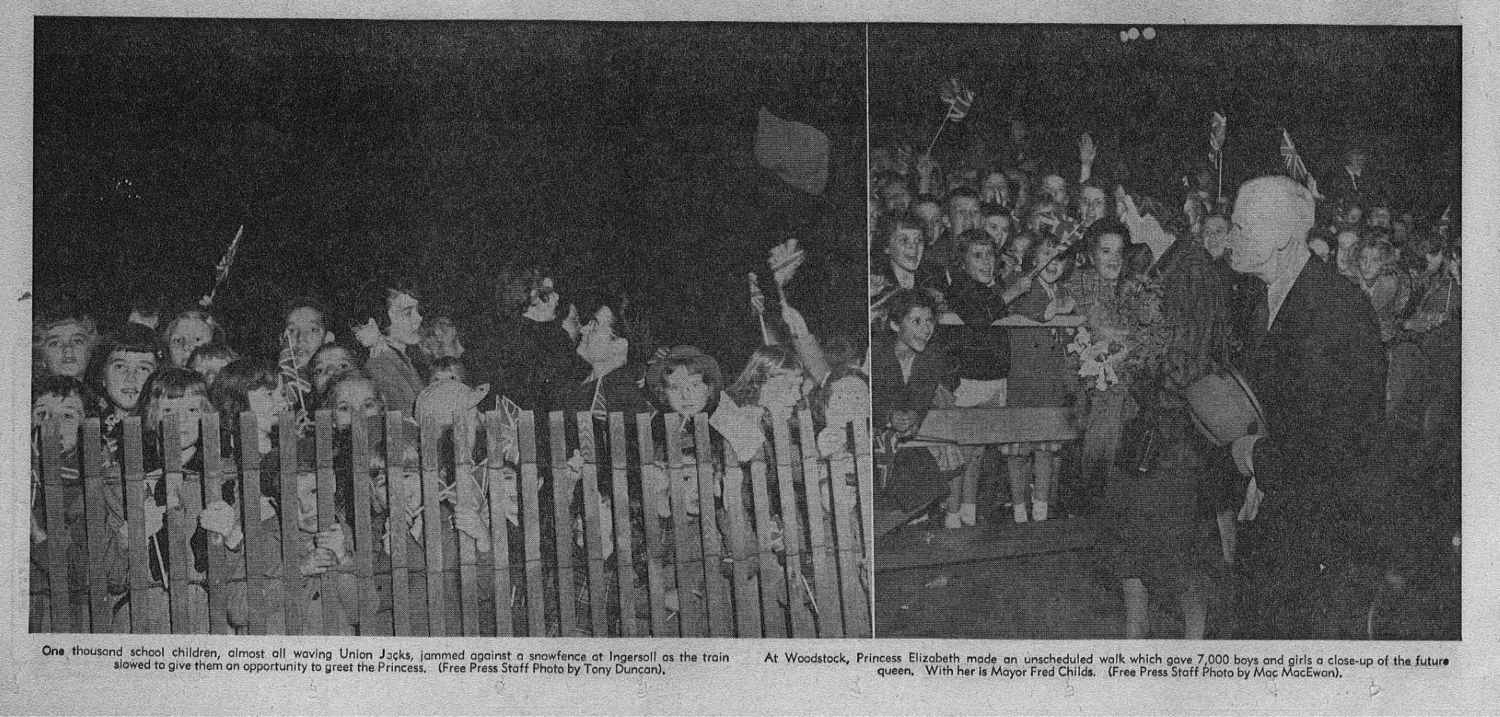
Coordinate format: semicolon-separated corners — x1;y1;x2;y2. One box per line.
1266;249;1311;330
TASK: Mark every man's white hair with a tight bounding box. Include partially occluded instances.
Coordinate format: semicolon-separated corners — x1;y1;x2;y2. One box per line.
1237;175;1316;246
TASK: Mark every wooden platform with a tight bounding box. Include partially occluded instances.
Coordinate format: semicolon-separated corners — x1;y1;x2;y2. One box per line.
874;516;1100;573
902;407;1079;447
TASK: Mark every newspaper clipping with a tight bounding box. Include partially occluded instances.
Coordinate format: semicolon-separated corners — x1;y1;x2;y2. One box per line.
3;1;1494;714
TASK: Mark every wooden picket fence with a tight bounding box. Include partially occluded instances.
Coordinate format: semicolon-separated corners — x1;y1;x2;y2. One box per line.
31;409;873;638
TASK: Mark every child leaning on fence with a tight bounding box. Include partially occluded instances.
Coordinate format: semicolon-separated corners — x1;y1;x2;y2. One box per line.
198;362;367;633
30;376;122;630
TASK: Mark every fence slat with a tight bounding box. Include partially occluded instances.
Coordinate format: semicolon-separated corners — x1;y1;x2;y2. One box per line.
634;413;671;637
384;412;412;637
608;413;637;637
418;415;447;637
315;411;341;635
547;411;575;637
795;410;843;638
82;419;111;633
237;413;267;636
201;412;232;635
171;419;209;635
519;411;546;636
692;414;734;637
350;414;378;635
771;416;815;638
161;416;193;634
664;414;706;637
747;446;787;638
278;412;304;635
455;412;482;637
39;422;74;632
576;414;609;638
123;418;162;633
720;446;761;637
842;420;875;638
484;412;514;637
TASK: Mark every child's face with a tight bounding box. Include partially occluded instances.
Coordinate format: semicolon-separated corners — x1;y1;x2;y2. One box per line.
431;368;461;384
664;365;710;416
32;393;85;453
156;394;206;449
104;350;156;411
311;346;355;393
758;367;803;413
296;472;320;533
40;321;92;379
824;376;868;429
983;214;1011;244
334;379;380;428
167;317;213;368
1308;238;1331;260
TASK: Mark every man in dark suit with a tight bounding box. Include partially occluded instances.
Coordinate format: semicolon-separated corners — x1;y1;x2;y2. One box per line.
872;288;961;531
1225;176;1388;639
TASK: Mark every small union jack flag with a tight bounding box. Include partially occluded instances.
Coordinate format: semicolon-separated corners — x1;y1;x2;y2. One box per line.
940;78;975;122
1279;129;1324;200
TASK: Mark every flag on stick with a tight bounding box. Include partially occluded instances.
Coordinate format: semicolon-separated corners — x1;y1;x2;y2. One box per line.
940;78;975;122
748;273;773;346
199;224;244;308
1208;112;1226;205
1208;112;1226;159
754;107;830;195
1278;129;1324;200
926;78;975;155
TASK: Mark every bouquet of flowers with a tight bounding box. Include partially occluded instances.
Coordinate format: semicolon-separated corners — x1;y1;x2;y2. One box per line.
1065;275;1169;393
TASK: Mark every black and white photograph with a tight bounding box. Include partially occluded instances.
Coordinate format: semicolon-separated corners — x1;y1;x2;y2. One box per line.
868;24;1461;641
6;2;1496;713
28;17;872;639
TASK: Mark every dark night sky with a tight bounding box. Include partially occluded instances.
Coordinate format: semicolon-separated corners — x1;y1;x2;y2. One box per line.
34;21;1462;366
870;24;1461;211
34;19;867;365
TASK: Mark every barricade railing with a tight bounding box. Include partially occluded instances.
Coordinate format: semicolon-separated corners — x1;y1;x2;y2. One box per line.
31;408;873;638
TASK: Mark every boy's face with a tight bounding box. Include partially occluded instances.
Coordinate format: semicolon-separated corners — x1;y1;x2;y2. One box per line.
157;394;205;448
40;321;92;378
284;307;328;368
105;350;156;411
32;393;85;453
